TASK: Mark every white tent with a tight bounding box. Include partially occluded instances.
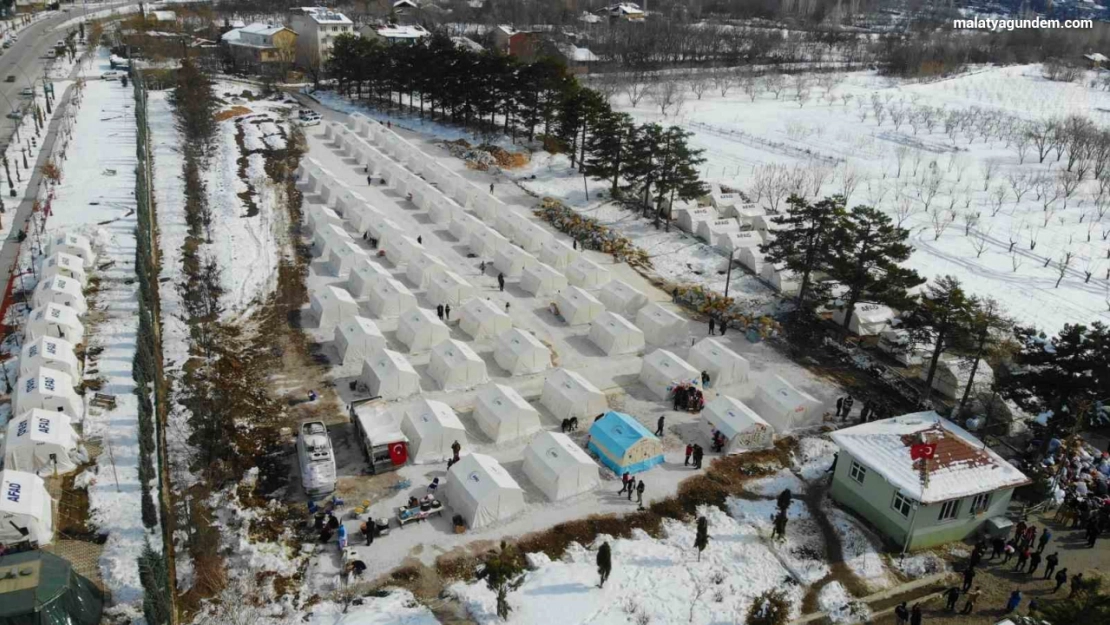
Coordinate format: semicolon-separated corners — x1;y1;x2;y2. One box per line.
449;211;484;243
676;206;717;233
333;189;367;217
334;316;386;367
397;308;450;352
495;210;531;241
367;278;418;318
470;226;510;258
597;280;648;315
760;263;801;296
326;240;370;278
401;399;468;463
32;277;86;316
920;354;995;400
383;235;423;267
523;431;600;501
14;367;81;420
360;349;421;400
513;221;551;253
24;304;85;344
687;338;750;388
39;252;88;287
832;303;897;337
635;303;686;345
520;262;567;297
493;328;551;376
310;285;359;332
2;409;79;475
47;232;95;268
307;205;344;235
428;197;460;225
730;203;767;227
406;252;450;288
0;470;53;545
460;298;512;339
314;223;352;258
446;453;524;529
717;230;763;255
639;349;702;400
541;368;607;419
750;374;822;433
471;193;504;222
739;247;766;274
429;339;489;391
696;218;741;245
19;336;79;380
474;383;542;444
348;203;384;235
588;312;645;356
366;215;403;242
427;270;475;306
565;256;611;289
494;245;538;278
539;238;577;270
556;286;605;325
347;258;393;300
701;395;774;454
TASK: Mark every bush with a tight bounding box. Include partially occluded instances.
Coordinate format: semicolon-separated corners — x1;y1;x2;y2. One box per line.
747;589;790;625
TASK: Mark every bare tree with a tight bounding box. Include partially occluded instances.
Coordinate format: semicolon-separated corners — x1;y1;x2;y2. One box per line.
1027;118;1058;163
989;184;1008;217
962;210;981;236
839;164;862;203
1012;125;1032;164
980;160;997;191
894;194;920;228
840;92;854;108
917;167;944;213
893;145;910;177
1029;224;1041;250
714;71;736;98
889;104;907;131
592;73;624;104
650;80;686;116
790;74;811;107
931;207;955;240
971;226;992;258
1057;170;1082;208
1055;251;1073;288
751;163;790;211
689;75;712;101
871;94;886;125
738;72;760;101
624;72;652;107
765;74;786;100
1006;171;1034;203
865;180;889;207
1011;251;1024;272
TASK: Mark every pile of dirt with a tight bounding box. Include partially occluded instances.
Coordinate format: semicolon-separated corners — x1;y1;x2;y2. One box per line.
440;139;529;171
215;105;253;122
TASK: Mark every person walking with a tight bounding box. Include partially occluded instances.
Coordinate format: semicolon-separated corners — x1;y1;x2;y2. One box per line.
1005;590;1022;613
627;477;636;501
961;566;976;592
445;304;451;320
701;370;710;388
1002;540;1016;563
450;440;461;462
497;272;505;291
1086;521;1101;548
655;415;665;437
1014;546;1030;571
636;479;645;509
894;602;909;625
684;444;693;467
943;586;961;611
1069;572;1084;597
835;397;844;417
489;182;494;194
1027;550;1042;576
1053;568;1068;593
719;318;727;335
693;444;704;469
360;521;374;546
909;604;922;625
968;546;983;570
1037;528;1052;553
990;536;1005;560
1043;552;1059;580
842;396;854;418
708;317;715;335
436;304;445;320
417;235;422;245
618;472;631;495
961;586;980;614
367;174;373;186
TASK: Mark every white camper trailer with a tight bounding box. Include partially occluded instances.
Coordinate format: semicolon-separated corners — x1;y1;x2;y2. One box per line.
429;340;489;391
334;316;386;367
19;336;79;380
13;367;81;420
473;383;542;444
493;328;551;376
310;285;359;333
406;252;450;288
397;308;450;352
751;375;822;433
297;421;337;498
460;298;512;339
541;369;607;420
523;431;600;501
635;303;686;345
360;349;421;400
427;271;475;306
2;410;80;475
687;338;750;388
0;470;54;545
639;349;702;400
445;453;524;529
597;280;648;316
555;287;605;325
565;256;611;289
520;262;567;297
701;395;774;454
32;277;86;316
367;278;419;318
38;252;88;287
539;238;577;270
588;312;645;356
402;399;468;464
24;304;85;345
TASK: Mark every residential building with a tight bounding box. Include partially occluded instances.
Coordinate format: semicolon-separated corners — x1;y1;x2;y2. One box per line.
555;43;599;74
360;23;430;45
829;412;1029;550
604;3;645;20
451;36;484;53
290;7;354;71
224;23;297;75
492;25;542;61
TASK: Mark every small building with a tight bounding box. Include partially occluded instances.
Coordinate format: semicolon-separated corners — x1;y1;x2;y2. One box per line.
351;403;409;474
2;409;80;475
750;374;823;433
588;311;644;356
687;338;749;388
32;276;86;316
429;339;488;391
225;23;297;75
639;349;701;400
493;328;551;376
701;396;773;454
0;470;53;546
492;25;543;61
333;316;386;368
829;412;1030;550
38;252;88;287
0;550;104;625
360;349;420;400
587;411;663;475
367;278;418;318
554;44;600;74
541;368;606;419
290;7;354;71
565;256;611;289
360;23;430;45
474;383;542;444
402;399;468;464
24;304;85;345
539;238;576;270
14;367;81;420
396;308;450;352
451;36;484;53
20;336;80;380
597;280;648;316
445;453;524;529
309;285;359;333
460;297;512;340
47;233;95;269
1084;52;1108;68
605;2;646;20
635;303;686;346
521;262;567;297
523;431;600;501
556;286;605;325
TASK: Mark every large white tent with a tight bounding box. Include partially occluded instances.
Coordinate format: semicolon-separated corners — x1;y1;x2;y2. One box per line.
493;245;537;278
20;336;80;380
14;367;81;420
696;217;741;245
541;368;607;419
760;263;801;296
445;453;524;529
495;210;531;241
739;247;766;274
469;226;510;258
32;277;86;316
310;285;359;332
307;205;344;235
427;270;475;306
47;232;95;268
687;338;750;388
676;206;717;233
406;252;450;288
366;215;403;242
401;399;468;464
0;470;53;545
639;349;702;400
588;312;645;356
520;262;567;297
314;223;352;259
2;409;80;475
565;256;611;289
473;383;542;444
635;303;686;345
539;238;576;270
556;287;605;325
717;230;763;256
428;197;460;224
39;252;88;287
514;221;551;253
429;339;489;390
460;298;512;339
347;258;393;300
383;235;423;266
750;375;822;433
449;211;484;243
831;303;897;337
493;328;551;376
326;240;370;278
360;349;421;400
397;308;450;352
348;204;384;237
24;304;85;344
367;278;419;318
523;431;600;501
334;316;386;367
597;280;648;315
701;395;774;454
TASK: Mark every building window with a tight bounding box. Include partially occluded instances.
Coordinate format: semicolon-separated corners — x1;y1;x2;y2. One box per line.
848;461;867;484
938;499;961;522
970;493;991;514
892;491;914;518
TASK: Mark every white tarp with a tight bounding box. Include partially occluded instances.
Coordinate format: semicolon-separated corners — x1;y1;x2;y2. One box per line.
565;256;611;289
32;277;86;316
427;270;475;306
539;238;577;270
24;304;85;345
520;262;567;297
635;303;686;345
445;453;524;529
639;349;702;400
474;383;542;444
556;287;605;325
310;285;359;332
523;431;599;501
14;366;81;420
588;312;645;356
460;298;512;339
2;410;79;475
347;258;393;299
429;340;489;391
402;399;468;464
0;470;53;545
751;374;822;433
334;316;386;367
597;280;648;315
687;338;750;388
367;278;418;318
493;328;551;375
397;308;450;352
541;369;606;419
701;395;774;454
20;336;80;380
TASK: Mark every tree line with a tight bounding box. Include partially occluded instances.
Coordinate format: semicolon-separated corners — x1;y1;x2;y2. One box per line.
326;30;708;214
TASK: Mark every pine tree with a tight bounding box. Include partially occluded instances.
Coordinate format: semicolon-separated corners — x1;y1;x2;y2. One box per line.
1037;575;1110;624
480;541;526;620
584;110;636;197
138;540;172;625
907;275;974;403
597;541;612;587
654;126;708;228
829;205;923;331
956;297;1011;414
695;517;709;562
760;194;847;309
624;123;667;215
1004;322;1110;419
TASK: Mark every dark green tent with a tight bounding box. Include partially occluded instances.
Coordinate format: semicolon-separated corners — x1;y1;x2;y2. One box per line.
0;551;103;625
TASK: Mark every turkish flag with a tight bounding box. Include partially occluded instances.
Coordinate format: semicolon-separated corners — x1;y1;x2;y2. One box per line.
910;443;937;460
389;442;408;466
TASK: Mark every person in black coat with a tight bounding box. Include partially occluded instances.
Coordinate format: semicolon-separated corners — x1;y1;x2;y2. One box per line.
943;586;961;611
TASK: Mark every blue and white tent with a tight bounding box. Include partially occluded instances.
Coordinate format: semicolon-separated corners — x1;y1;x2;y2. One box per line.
587;411;663;475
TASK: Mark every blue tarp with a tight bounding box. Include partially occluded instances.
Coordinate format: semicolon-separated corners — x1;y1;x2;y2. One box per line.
587;411;663;475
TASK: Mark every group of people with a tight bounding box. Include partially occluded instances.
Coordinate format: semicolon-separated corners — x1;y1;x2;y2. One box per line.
684;443;706;469
617;472;647;510
435;303;452;321
671;383;704;413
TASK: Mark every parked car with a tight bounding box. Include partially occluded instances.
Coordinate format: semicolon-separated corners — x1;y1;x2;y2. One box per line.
3;75;13;83
2;41;12;49
19;87;34;97
45;49;55;59
101;71;122;81
6;110;21;120
298;109;321;126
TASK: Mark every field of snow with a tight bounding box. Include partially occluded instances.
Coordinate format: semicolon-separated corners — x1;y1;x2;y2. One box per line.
610;65;1110;333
